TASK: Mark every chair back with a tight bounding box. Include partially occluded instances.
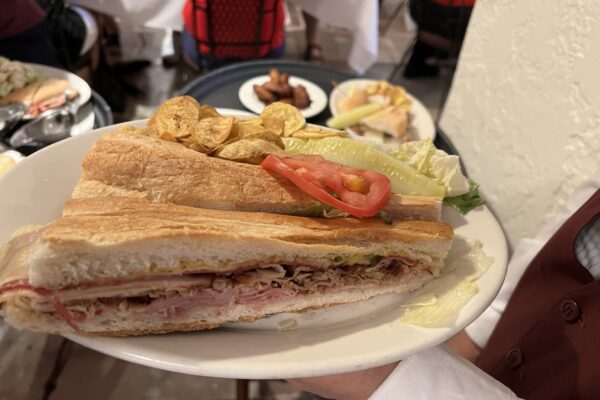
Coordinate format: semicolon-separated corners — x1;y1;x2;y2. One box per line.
190;0;283;60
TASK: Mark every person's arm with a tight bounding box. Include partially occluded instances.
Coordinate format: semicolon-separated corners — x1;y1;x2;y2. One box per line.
368;345;519;399
288;362;398;400
446;330;481;363
289;346;519;400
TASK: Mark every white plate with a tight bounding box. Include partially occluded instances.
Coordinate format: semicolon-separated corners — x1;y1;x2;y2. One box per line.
329;79;436;149
69;107;95;137
239;75;328;119
0;120;508;379
23;64;92;120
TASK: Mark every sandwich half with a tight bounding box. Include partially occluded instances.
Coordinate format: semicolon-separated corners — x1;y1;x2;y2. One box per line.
0;197;453;336
72;131;442;221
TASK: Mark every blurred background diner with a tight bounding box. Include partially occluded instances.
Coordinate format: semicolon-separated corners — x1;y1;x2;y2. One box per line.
6;0;600;399
1;0;470;123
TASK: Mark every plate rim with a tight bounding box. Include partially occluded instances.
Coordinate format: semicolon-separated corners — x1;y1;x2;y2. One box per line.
238;75;328;119
0;120;508;379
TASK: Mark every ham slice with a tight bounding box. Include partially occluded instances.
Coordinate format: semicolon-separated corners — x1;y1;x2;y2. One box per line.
3;257;428;325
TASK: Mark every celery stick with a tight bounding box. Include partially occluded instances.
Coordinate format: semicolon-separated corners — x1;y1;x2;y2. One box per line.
326;103;382;129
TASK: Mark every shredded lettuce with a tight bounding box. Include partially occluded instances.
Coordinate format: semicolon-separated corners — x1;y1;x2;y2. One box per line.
379;210;393;225
391;139;485;214
444;180;485;214
391;139;470;197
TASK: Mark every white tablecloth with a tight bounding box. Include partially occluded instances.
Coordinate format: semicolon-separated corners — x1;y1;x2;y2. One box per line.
68;0;185;30
290;0;379;74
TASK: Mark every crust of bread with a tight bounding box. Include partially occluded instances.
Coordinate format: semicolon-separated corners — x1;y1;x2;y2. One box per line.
73;132;321;214
0;225;45;287
25;197;452;289
2;267;436;336
72;132;441;220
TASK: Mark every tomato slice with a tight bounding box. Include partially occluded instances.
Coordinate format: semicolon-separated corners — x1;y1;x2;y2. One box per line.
261;154;391;218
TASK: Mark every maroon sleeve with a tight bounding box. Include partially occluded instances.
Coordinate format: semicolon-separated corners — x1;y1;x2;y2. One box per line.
0;0;47;40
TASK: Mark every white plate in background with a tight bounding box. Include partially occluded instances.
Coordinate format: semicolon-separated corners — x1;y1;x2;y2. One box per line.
329;78;436;149
24;63;92;120
0;120;507;379
239;75;327;119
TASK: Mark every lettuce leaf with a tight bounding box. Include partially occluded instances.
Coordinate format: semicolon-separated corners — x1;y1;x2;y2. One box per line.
391;139;470;197
443;180;485;214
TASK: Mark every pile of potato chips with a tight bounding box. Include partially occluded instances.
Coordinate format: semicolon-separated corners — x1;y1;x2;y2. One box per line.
143;96;345;164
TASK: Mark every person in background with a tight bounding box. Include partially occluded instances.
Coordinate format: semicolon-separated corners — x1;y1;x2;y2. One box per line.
290;168;600;399
0;0;60;66
303;11;322;62
404;0;475;78
182;0;285;71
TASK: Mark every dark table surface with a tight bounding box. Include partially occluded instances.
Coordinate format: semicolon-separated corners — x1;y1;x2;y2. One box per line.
178;59;459;156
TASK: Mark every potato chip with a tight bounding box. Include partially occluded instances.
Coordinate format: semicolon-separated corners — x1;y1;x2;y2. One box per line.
232;119;267;138
231;119;284;148
261;114;284;136
260;102;305;136
150;96;201;140
242;129;285;149
291;125;347;139
159;131;178;142
215;138;284;164
198;104;221;120
178;136;210;153
244;117;263;126
120;125;147;136
191;116;234;150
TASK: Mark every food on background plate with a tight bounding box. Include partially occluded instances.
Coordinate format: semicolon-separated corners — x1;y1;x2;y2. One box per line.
0;78;78;117
0;150;24;177
0;154;16;176
0;197;453;336
326;103;383;130
0;57;38;98
361;106;408;140
253;68;312;109
0;57;78;117
331;80;413;142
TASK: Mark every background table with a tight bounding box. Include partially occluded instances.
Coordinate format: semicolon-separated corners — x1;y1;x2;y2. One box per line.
178;59;459;157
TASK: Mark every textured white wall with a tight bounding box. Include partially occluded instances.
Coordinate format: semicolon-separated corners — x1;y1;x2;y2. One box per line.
440;0;600;249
